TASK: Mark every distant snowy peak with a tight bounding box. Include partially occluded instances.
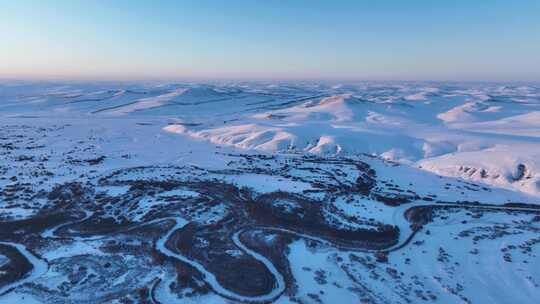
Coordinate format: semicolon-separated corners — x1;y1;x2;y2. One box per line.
437;101;501;123
403;87;440;101
310;94;357;106
97;88;188;114
305;94;378;109
259;94;373;123
175;86;232;99
96;87;235;115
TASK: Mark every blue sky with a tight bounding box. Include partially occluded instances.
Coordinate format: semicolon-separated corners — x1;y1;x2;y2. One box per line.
1;0;539;81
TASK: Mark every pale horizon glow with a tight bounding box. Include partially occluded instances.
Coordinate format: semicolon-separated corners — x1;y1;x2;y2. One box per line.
1;0;539;82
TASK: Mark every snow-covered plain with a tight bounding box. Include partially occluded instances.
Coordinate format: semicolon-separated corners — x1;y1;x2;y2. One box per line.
0;80;539;303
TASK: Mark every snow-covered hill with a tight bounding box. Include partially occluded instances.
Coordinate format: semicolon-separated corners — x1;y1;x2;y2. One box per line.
3;80;537;196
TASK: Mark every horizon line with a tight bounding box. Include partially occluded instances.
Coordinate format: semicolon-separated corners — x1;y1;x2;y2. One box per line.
1;74;538;85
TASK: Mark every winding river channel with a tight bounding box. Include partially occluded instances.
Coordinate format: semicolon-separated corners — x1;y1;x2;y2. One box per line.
2;201;540;302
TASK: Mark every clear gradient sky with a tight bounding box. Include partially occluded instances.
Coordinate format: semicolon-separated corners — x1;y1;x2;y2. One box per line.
1;0;539;81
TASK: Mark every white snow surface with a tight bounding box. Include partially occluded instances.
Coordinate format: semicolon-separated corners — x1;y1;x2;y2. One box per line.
2;80;538;196
1;80;540;303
